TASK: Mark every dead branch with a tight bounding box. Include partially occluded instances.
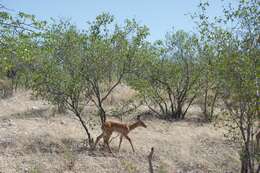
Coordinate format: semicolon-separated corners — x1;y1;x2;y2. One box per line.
148;147;154;173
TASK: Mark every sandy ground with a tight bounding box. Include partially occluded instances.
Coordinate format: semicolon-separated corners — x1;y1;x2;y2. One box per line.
0;90;240;173
0;89;50;118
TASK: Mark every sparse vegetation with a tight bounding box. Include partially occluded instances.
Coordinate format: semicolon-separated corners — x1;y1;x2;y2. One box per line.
0;0;259;172
121;160;138;173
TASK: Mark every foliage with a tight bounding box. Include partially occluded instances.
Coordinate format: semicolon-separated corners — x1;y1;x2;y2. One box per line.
194;0;259;172
30;21;93;145
192;1;221;122
82;13;149;124
130;30;201;119
0;4;45;90
0;2;259;171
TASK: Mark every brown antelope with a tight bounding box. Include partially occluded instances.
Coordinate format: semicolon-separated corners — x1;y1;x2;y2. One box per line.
94;115;147;153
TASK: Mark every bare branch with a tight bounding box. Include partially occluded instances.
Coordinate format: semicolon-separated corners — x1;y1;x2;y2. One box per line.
148;147;154;173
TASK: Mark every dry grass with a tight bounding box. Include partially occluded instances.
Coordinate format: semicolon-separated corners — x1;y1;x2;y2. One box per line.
0;79;13;99
0;90;240;173
0;89;50;118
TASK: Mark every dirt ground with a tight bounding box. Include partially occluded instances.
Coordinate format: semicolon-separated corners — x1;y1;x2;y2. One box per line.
0;90;240;173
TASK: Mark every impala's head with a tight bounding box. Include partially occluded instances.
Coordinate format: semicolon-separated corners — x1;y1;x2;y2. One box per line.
136;115;147;128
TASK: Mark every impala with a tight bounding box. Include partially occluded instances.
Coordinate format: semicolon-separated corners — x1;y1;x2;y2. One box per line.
94;115;147;153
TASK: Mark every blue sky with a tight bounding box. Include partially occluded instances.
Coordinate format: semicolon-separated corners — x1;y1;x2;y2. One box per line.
1;0;226;41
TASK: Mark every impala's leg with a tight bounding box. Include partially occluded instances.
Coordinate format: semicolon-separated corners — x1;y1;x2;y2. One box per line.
94;132;104;149
118;135;123;152
105;139;113;153
104;133;114;155
124;135;135;152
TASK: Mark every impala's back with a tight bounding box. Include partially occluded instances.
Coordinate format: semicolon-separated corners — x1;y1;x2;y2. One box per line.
102;121;129;134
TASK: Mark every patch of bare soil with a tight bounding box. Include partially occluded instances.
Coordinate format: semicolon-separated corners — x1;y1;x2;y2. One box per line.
0;89;50;118
0;91;240;173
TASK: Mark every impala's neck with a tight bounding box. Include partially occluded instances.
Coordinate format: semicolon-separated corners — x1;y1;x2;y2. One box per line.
129;121;141;131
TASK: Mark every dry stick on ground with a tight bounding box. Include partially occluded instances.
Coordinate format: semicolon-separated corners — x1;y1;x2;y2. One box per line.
148;147;154;173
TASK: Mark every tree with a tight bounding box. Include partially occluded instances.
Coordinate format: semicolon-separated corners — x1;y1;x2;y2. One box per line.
219;1;259;172
30;21;93;146
130;30;201;120
0;4;45;90
195;1;259;172
82;13;149;124
192;1;220;122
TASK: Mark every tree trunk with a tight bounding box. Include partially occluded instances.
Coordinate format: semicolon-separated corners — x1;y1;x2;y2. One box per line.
177;103;183;119
75;111;93;146
240;146;255;173
98;105;106;124
203;84;208;120
241;157;248;173
171;103;182;120
209;91;218;121
57;103;66;114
